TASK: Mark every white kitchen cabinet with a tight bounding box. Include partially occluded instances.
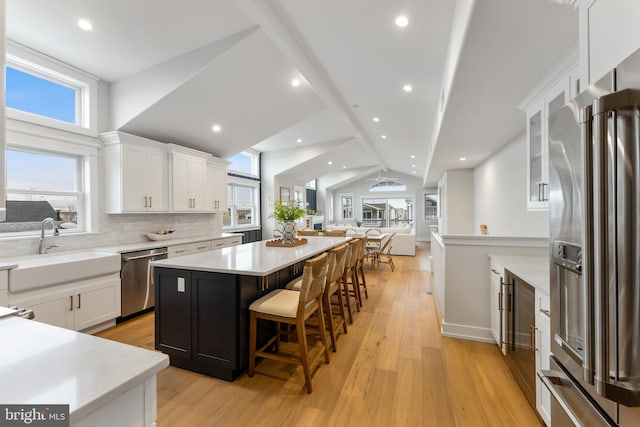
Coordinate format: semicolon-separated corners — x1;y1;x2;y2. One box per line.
489;258;505;352
189;241;212;253
579;0;640;86
521;56;577;211
535;291;551;426
10;274;121;332
206;159;228;212
102;132;169;213
170;149;209;212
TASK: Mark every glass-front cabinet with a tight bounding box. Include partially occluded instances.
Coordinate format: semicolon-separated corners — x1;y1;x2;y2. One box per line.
523;59;576;211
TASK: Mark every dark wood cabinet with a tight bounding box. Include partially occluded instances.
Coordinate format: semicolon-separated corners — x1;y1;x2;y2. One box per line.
155;269;192;359
154;263;304;381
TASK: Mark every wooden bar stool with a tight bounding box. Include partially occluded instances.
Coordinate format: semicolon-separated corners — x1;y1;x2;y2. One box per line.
248;253;330;393
298;229;319;236
324;244;349;351
342;239;361;323
324;229;346;237
356;237;369;303
285;245;349;352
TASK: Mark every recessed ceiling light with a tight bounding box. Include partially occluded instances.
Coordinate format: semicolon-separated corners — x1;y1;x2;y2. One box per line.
381;135;387;139
328;161;333;165
77;19;93;31
212;124;222;133
291;78;301;87
395;15;409;28
459;157;467;161
373;117;380;123
296;138;302;143
403;84;413;93
412;170;417;174
412;164;416;168
343;165;346;169
410;155;415;159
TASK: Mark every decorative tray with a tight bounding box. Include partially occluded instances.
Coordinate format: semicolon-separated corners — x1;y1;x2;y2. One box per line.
265;238;308;248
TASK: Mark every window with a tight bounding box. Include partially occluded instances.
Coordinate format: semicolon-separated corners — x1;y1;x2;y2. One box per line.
369;181;406;192
2;148;82;234
306;179;316;189
361;197;413;228
424;191;438;221
227;150;259;178
340;193;354;220
6;66;77;124
6;41;98;136
224;181;259;228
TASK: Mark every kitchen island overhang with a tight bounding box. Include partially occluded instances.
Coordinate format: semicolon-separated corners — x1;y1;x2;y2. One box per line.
151;237;349;381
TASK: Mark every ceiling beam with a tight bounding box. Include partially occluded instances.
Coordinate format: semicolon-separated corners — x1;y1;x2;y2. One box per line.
240;0;387;171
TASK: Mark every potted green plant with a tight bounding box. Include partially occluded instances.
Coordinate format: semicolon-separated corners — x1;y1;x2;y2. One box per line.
269;199;307;242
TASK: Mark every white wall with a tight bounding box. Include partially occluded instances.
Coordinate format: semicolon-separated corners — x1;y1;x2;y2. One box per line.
328;171;430;241
473;133;548;237
439;169;474;235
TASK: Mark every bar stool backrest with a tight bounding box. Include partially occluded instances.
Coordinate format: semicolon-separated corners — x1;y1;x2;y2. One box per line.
298;252;329;308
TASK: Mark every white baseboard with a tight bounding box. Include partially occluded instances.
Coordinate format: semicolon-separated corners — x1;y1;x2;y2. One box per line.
441;321;496;344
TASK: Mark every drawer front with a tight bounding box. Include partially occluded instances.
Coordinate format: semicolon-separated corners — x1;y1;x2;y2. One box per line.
168;245;190;258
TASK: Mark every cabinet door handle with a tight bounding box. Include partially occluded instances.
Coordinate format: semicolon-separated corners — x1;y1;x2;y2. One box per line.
530;326;537;353
195;245;207;250
491;268;500;275
77;293;81;309
69;295;74;311
541;183;548;202
144;196;148;208
149;196;152;207
498;291;502;311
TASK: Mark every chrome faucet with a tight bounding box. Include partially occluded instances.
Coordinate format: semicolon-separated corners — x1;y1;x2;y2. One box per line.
39;217;60;254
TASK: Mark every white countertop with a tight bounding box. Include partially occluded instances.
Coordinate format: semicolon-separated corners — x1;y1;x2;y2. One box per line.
98;232;242;253
152;236;349;276
489;254;550;294
0;316;168;423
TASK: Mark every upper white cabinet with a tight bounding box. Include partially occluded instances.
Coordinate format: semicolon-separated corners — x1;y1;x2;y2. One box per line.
579;0;640;85
521;54;578;210
102;132;168;213
102;133;228;214
169;148;208;212
206;159;228;212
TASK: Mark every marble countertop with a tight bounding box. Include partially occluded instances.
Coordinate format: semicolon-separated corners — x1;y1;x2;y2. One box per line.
0;261;19;271
489;254;550;294
0;316;168;423
152;236;349;276
99;232;242;254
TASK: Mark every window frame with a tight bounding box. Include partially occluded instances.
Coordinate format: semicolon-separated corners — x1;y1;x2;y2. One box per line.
339;192;354;221
359;194;415;228
226;149;260;179
2;120;99;238
223;177;261;230
6;41;99;137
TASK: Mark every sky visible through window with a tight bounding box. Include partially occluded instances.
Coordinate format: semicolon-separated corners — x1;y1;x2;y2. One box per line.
227;153;254;175
7;150;77;191
6;66;76;124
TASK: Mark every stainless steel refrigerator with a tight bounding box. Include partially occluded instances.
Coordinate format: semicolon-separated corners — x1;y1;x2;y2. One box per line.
545;48;640;426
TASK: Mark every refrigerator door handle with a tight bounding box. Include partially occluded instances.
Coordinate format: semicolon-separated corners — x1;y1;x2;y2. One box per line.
581;104;595;385
593;88;640;406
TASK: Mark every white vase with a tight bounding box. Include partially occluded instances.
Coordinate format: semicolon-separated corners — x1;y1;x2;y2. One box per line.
280;221;297;243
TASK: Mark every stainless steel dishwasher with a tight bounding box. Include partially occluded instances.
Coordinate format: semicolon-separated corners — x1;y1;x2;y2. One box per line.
120;247;168;318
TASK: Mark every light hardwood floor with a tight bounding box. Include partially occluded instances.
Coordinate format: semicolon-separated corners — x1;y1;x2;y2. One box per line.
97;242;542;427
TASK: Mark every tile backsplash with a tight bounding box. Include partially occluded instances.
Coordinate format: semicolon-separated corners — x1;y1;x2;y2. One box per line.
0;211;221;258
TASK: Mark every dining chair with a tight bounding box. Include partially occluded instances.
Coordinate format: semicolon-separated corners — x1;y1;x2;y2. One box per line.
373;232;396;271
248;253;330;393
298;229;319;236
324;229;347;237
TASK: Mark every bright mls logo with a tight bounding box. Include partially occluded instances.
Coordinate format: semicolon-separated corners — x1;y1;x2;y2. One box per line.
0;405;69;426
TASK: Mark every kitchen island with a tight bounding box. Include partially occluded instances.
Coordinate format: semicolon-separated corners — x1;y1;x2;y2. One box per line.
151;236;348;381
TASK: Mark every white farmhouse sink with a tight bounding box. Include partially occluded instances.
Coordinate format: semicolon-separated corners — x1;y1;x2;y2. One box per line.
8;251;121;293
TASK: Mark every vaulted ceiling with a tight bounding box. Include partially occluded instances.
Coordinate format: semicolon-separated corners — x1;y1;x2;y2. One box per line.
6;0;578;188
